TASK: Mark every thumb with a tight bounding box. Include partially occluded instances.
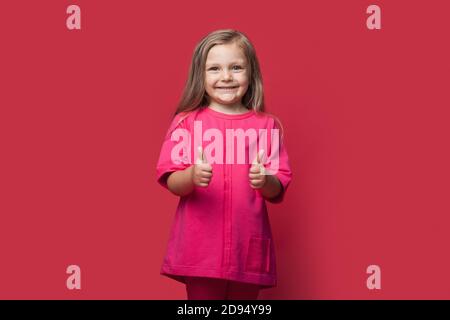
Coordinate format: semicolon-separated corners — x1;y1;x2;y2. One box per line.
252;149;266;175
252;149;265;165
196;146;207;164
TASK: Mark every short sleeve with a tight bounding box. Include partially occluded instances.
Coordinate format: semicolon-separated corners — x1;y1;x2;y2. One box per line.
264;116;292;204
155;112;192;189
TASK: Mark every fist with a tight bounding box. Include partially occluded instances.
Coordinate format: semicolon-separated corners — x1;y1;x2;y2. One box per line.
192;146;213;187
249;149;266;189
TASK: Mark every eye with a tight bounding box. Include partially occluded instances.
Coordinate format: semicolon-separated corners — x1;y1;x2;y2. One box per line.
208;67;219;71
232;65;243;70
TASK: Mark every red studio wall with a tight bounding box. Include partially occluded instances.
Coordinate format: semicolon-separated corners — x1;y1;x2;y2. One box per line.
1;0;449;299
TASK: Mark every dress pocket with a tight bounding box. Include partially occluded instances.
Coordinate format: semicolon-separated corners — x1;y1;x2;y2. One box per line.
245;237;271;273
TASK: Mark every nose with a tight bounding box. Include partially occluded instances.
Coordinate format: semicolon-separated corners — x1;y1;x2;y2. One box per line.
221;70;233;81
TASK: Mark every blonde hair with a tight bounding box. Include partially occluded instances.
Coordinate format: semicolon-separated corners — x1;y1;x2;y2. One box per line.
175;29;265;115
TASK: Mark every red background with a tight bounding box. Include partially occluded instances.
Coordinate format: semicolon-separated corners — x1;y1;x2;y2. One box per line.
1;0;449;299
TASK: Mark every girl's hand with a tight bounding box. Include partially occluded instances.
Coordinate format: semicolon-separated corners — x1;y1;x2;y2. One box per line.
249;149;266;189
192;146;213;187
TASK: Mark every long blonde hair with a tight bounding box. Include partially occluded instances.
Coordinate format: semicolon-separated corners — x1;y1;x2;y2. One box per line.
175;29;265;115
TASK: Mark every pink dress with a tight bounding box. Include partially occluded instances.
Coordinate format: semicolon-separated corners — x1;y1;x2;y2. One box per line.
156;106;292;288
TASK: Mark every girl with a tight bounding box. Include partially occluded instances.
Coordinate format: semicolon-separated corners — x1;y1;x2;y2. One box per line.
156;29;292;300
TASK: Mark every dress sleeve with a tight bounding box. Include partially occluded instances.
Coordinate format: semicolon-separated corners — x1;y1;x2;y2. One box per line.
264;116;293;204
155;112;192;189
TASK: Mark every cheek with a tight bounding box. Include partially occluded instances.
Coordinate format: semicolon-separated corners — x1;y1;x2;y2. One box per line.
238;74;249;86
204;79;214;91
239;80;250;92
204;75;217;88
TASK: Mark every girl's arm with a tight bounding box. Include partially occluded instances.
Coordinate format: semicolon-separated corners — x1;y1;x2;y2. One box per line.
166;166;195;197
166;159;213;197
168;165;282;199
249;150;283;200
259;175;282;200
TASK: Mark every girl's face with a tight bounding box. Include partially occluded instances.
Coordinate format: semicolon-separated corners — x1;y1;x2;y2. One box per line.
204;42;250;112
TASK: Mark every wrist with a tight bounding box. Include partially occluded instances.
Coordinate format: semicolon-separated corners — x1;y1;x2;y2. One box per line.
260;175;280;198
187;165;195;182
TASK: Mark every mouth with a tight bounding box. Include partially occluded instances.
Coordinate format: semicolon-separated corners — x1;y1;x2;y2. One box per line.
216;86;239;89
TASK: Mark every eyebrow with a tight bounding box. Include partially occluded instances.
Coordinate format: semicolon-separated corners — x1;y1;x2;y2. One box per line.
205;60;246;67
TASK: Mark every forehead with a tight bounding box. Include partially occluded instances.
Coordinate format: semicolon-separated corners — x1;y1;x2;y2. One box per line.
205;43;247;65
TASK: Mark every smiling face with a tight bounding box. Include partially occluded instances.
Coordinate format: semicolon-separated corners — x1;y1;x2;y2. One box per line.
204;42;250;113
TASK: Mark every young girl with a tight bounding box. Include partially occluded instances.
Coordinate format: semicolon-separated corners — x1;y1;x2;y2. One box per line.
156;29;292;300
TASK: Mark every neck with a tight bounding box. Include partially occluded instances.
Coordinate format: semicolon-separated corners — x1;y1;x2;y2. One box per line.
208;102;249;115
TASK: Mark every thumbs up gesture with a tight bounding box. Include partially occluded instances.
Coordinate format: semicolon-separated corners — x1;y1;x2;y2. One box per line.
249;149;267;189
192;146;213;187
